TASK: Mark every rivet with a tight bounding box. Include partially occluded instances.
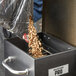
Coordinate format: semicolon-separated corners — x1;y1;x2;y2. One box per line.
48;37;50;39
68;48;71;50
44;35;46;37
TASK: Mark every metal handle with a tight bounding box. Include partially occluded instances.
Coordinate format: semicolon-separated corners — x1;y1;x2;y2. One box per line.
2;56;29;75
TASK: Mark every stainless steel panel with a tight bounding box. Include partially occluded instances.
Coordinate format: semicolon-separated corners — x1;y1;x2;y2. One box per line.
35;33;76;76
43;0;76;46
35;50;76;76
0;27;5;76
4;40;35;76
3;33;76;76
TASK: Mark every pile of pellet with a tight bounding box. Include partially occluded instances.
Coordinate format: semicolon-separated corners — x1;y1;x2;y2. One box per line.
28;16;44;58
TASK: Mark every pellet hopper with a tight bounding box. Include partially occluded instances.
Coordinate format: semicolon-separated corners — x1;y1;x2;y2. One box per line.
1;0;76;76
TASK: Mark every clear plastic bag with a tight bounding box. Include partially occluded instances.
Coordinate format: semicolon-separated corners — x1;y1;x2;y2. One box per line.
0;0;33;38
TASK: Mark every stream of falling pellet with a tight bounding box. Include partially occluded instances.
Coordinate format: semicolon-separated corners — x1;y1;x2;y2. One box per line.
28;16;44;58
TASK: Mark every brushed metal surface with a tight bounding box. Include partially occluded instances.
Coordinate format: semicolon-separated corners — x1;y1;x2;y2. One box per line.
35;33;76;76
43;0;76;46
4;40;35;76
0;27;5;76
4;33;76;76
35;50;76;76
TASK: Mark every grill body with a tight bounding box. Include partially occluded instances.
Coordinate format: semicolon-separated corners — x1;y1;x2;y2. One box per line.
4;33;76;76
